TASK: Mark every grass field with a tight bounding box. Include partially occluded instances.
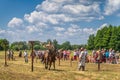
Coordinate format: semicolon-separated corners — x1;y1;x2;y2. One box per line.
0;51;120;80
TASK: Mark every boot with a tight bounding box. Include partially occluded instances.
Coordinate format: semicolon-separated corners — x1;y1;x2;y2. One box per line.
82;66;85;71
83;66;85;71
79;66;81;71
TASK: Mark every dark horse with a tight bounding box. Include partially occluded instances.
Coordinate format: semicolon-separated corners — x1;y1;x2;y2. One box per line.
41;41;58;70
44;49;57;70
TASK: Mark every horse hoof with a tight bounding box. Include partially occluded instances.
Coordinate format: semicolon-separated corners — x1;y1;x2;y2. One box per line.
45;67;48;69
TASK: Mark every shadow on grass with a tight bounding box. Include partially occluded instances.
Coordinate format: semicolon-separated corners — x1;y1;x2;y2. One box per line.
57;64;72;67
89;69;113;72
46;69;65;72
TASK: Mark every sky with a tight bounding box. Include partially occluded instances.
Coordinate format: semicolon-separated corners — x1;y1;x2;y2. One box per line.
0;0;120;44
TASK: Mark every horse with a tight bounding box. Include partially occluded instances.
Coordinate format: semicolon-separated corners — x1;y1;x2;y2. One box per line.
44;49;57;70
56;49;63;66
41;42;57;70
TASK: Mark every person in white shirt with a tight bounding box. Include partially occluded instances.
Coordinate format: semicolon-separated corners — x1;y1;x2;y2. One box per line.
24;50;28;63
78;48;87;71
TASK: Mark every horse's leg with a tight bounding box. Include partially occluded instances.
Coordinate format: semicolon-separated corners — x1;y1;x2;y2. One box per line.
53;61;55;70
49;61;52;70
45;58;48;69
58;56;60;66
45;59;47;69
36;57;37;63
42;56;44;64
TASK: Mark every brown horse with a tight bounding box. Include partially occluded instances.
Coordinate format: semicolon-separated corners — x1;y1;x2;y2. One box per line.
41;42;57;70
56;49;63;66
44;49;57;70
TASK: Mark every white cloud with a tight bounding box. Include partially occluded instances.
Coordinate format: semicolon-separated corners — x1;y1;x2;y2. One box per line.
54;27;65;32
63;24;80;36
104;0;120;15
24;10;75;25
63;3;100;15
55;24;96;44
24;11;59;25
24;11;47;23
8;17;23;28
34;0;103;24
63;24;95;37
40;1;60;13
26;25;39;33
62;2;102;21
56;32;63;36
35;22;48;28
98;16;104;20
7;30;16;35
51;0;73;3
98;23;109;30
67;25;81;33
83;28;95;34
0;29;5;34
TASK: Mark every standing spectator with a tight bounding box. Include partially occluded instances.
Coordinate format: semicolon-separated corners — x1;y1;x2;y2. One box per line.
35;50;39;63
105;50;109;63
116;51;119;64
63;50;67;60
84;49;88;55
88;54;92;63
67;50;70;60
7;49;11;60
101;49;106;63
70;51;74;61
19;50;22;57
24;50;28;63
76;50;79;60
92;49;96;63
73;50;77;60
11;50;14;60
97;50;103;63
84;49;88;63
112;50;116;64
78;48;87;71
109;49;113;63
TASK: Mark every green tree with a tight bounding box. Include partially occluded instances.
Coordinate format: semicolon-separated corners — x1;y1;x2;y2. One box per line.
102;26;112;49
88;25;120;51
109;26;120;50
87;34;95;50
10;41;28;50
0;39;9;51
34;45;40;50
53;39;58;49
61;41;72;50
108;27;116;49
47;39;52;44
94;30;104;49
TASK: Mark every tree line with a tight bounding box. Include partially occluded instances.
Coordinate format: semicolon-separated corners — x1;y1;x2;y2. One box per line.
0;39;86;51
87;25;120;51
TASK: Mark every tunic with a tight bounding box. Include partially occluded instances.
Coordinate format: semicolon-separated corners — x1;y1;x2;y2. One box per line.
78;51;86;67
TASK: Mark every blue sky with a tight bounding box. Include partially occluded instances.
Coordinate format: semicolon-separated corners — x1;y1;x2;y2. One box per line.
0;0;120;44
0;0;42;28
